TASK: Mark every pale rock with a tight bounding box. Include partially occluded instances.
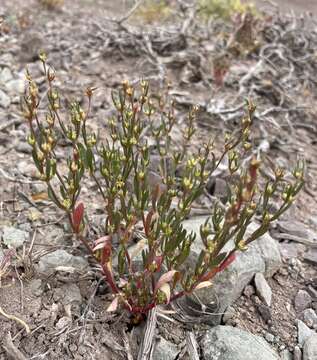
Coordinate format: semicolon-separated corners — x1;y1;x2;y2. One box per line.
201;326;280;360
303;334;317;360
37;250;88;275
297;319;315;347
295;290;312;312
255;272;272;307
2;226;29;248
152;337;179;360
303;309;317;328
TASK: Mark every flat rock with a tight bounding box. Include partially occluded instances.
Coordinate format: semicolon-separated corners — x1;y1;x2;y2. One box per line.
295;290;312;312
279;242;306;260
152;337;179;360
255;272;272;307
37;249;88;275
277;221;316;242
303;334;317;360
201;326;280;360
2;226;29;248
303;249;317;265
5;78;25;94
182;218;281;324
297;319;315;347
303;309;317;328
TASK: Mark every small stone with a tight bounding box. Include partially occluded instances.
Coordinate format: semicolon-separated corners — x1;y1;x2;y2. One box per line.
37;250;88;275
29;279;43;297
297;319;315;347
0;67;13;83
206;177;228;202
0;89;10;108
280;349;293;360
307;286;317;300
303;309;317;328
5;79;25;94
265;333;275;343
244;284;255;297
2;226;29;248
294;346;302;360
303;334;317;360
55;316;71;330
31;182;47;194
255;273;272;307
223;306;235;324
16;141;32;154
257;304;272;323
277;221;316;242
201;326;280;360
53;283;82;305
17;161;38;178
279;243;306;260
303;250;317;266
295;290;312;313
20;32;45;62
152;337;179;360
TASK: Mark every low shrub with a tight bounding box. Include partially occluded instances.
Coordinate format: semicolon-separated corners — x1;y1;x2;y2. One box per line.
24;54;304;319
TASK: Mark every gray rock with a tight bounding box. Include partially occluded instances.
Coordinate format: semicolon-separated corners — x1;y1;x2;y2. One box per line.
297;320;315;347
31;182;47;194
42;227;65;245
294;346;302;360
2;226;29;248
201;326;280;360
53;283;82;305
182;218;281;324
222;306;235;324
295;290;312;312
279;243;306;260
0;67;13;83
255;273;272;306
0;89;10;108
244;284;255;297
303;250;317;266
303;334;317;360
29;279;43;297
55;316;72;330
37;250;88;275
303;309;317;328
17;161;37;177
206;177;228;202
265;332;275;343
257;303;272;323
280;349;293;360
20;32;44;62
16;141;32;154
152;337;179;360
277;221;316;243
5;79;25;94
